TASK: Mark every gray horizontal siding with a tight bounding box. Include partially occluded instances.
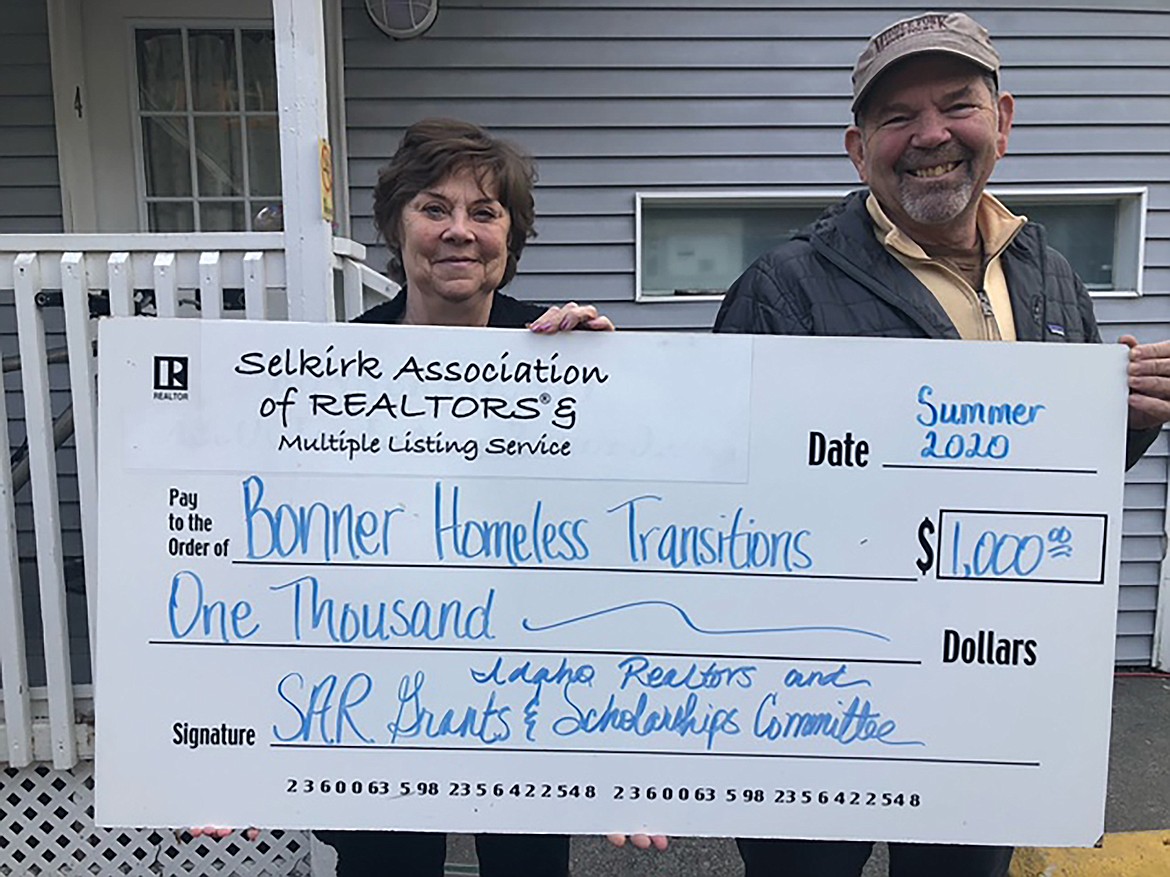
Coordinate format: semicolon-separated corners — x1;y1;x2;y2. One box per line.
0;0;72;684
345;37;1170;69
0;65;53;96
0;0;62;234
342;0;1170;665
342;1;1170;306
345;67;1170;99
354;154;1170;186
351;124;1164;156
343;5;1170;41
347;96;1170;128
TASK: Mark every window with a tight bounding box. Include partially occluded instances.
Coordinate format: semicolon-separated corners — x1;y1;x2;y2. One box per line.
134;27;281;232
992;188;1146;296
636;188;1146;301
636;192;844;301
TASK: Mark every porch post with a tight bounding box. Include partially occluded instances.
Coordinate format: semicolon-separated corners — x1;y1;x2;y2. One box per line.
46;0;98;231
273;0;336;322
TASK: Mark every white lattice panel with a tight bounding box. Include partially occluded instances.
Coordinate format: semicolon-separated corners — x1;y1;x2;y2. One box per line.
1;763;310;875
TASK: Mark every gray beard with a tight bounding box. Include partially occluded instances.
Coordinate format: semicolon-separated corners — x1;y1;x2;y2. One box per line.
894;150;978;226
897;177;976;225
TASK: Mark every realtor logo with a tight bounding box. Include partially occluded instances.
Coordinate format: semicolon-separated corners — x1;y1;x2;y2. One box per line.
153;355;189;400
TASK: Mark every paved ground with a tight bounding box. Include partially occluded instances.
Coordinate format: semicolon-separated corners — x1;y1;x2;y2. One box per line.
439;673;1170;876
1102;675;1170;834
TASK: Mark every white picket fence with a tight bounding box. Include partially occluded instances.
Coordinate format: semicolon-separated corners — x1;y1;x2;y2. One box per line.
0;233;394;875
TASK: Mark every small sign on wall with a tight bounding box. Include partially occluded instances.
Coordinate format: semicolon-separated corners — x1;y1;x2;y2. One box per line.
320;139;334;224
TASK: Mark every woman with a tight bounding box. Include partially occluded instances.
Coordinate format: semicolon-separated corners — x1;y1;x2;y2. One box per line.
320;118;608;876
194;118;660;872
355;116;610;333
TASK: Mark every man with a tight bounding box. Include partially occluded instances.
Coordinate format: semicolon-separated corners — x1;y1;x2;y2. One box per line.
715;10;1170;877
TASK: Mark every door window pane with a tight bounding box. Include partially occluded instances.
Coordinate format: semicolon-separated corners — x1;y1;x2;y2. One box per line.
137;30;186;112
189;30;239;112
253;202;284;231
242;30;278;111
142;118;193;197
200;202;246;232
195;116;244;197
247;117;281;196
148;202;195;232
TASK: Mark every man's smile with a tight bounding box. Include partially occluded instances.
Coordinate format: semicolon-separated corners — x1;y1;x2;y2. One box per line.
906;160;963;178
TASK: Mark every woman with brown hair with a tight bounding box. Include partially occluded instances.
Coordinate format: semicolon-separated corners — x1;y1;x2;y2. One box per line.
354;116;610;334
317;117;608;876
194;118;642;874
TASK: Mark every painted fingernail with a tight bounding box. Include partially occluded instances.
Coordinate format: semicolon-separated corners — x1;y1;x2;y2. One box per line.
560;316;574;330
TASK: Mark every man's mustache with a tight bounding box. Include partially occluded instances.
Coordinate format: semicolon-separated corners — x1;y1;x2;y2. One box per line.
896;147;972;173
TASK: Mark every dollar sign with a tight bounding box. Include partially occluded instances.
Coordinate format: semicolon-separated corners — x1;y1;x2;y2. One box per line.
916;516;935;574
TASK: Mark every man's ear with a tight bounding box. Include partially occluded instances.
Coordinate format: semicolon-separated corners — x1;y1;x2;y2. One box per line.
844;126;868;182
995;91;1015;159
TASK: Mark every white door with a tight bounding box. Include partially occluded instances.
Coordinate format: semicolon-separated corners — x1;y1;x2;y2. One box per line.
76;0;277;232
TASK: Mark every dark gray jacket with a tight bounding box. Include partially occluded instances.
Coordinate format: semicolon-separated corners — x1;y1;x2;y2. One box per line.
714;190;1156;468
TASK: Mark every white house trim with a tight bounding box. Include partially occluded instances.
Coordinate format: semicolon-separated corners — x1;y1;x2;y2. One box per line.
46;0;98;231
273;0;336;321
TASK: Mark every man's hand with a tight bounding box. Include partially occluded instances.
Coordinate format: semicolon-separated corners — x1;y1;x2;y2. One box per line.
528;302;615;333
1121;336;1170;430
606;833;669;851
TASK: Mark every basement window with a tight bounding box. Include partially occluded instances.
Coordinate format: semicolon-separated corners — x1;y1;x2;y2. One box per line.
637;188;1146;301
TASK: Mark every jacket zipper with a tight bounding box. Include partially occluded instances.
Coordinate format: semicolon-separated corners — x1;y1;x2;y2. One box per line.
975;287;998;337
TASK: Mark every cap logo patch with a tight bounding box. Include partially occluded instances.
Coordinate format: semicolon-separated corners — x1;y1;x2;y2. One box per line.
872;14;949;53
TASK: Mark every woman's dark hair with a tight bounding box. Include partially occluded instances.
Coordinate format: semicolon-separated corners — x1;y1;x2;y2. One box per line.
373;118;537;288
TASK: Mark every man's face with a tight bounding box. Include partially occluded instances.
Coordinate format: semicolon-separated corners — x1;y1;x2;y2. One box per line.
845;54;1014;244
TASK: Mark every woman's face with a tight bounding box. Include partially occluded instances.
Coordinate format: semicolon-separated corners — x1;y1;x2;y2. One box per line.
398;168;512;310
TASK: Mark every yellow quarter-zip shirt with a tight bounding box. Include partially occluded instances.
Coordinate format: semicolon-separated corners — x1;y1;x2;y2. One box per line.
867;193;1026;341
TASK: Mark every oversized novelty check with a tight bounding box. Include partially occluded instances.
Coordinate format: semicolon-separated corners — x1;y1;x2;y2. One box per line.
95;317;1127;846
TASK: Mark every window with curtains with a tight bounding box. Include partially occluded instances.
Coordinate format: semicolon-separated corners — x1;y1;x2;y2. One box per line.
134;27;282;232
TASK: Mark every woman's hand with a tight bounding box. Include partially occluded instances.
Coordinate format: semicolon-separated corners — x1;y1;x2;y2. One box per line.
186;827;260;841
529;302;614;333
606;833;669;851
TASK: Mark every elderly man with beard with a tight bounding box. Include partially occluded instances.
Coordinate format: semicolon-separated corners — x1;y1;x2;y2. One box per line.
713;10;1170;877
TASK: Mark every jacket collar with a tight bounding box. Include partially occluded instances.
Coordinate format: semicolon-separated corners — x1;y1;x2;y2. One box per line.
866;192;1026;265
1000;222;1047;342
801;190;961;339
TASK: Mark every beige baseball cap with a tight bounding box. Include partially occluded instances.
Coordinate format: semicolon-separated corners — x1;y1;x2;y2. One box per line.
852;11;1001;112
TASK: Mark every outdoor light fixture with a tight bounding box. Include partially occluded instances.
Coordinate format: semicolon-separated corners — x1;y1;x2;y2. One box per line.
365;0;439;39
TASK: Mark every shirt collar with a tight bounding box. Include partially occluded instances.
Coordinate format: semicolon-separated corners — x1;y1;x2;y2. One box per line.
866;192;1026;262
